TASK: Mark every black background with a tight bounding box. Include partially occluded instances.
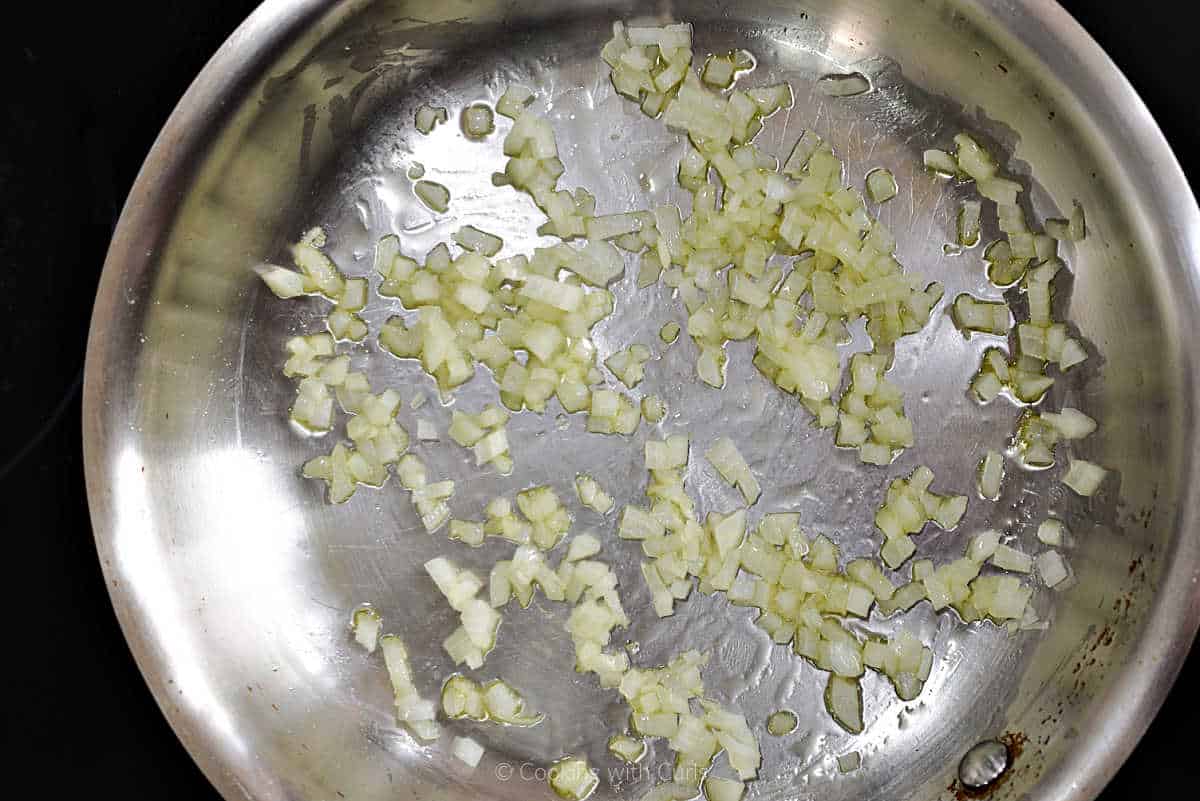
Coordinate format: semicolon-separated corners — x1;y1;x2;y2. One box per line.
2;2;1196;798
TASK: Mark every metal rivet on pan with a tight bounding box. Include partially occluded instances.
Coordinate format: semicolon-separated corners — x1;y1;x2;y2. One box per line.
959;739;1010;789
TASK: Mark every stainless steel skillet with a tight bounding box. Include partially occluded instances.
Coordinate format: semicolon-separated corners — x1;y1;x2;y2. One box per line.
84;2;1200;800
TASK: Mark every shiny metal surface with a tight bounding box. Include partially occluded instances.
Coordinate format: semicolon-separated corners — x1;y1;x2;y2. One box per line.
83;2;1200;800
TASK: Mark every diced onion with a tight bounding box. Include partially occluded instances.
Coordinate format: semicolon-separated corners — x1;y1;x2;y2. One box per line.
351;606;381;653
825;675;863;733
990;544;1033;574
453;225;503;256
641;395;667;423
414;180;451;212
705;437;761;505
575;474;615;515
977;450;1004;500
448;519;485;547
865;168;897;203
496;84;535;119
703;777;744;801
451;736;485;768
262;23;1115;763
1037;518;1066;547
380;634;440;741
958;201;982;246
565;533;603;562
548;756;598;801
415;105;448;134
953;294;1010;335
1036;550;1070;588
923;149;958;176
259;264;307;298
608;735;647;763
967;529;1001;563
462;104;496;138
1063;459;1107;496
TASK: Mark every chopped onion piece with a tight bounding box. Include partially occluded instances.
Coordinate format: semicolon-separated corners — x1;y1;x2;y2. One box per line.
548;756;598;801
866;168;898;203
954;133;998;181
923;149;958;176
425;558;499;666
701;54;737;88
453;225;503;256
414;180;450;212
570;240;626;286
517;485;573;549
1037;518;1067;547
259;264;307;298
451;736;485;768
875;467;966;566
958;201;982;246
351;606;381;653
703;777;744;801
978;176;1023;205
461;104;495;138
415;104;448;134
837;752;862;773
606;344;652;388
953;293;1010;335
1063;459;1107;496
977;450;1004;500
575;474;615;515
1036;550;1070;588
608;735;647;764
483;679;544;725
448;519;485;547
496;84;535;119
967;529;1002;563
565;533;602;562
1041;408;1097;439
1059;339;1088;369
991;544;1033;573
642;395;667;423
825;675;863;734
441;674;487;719
380;634;440;741
705;437;761;505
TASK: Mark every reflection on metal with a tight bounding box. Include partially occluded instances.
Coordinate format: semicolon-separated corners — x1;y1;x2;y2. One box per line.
959;739;1009;790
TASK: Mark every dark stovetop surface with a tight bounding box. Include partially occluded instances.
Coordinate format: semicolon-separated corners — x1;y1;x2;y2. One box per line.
2;2;1195;798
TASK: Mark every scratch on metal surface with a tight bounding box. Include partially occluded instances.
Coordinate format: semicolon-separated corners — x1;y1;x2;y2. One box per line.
865;135;879;163
233;308;249;449
778;103;795;152
924;187;946;244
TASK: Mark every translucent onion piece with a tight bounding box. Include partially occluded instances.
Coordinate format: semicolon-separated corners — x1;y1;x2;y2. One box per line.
548;756;599;801
451;735;485;768
351;606;381;653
